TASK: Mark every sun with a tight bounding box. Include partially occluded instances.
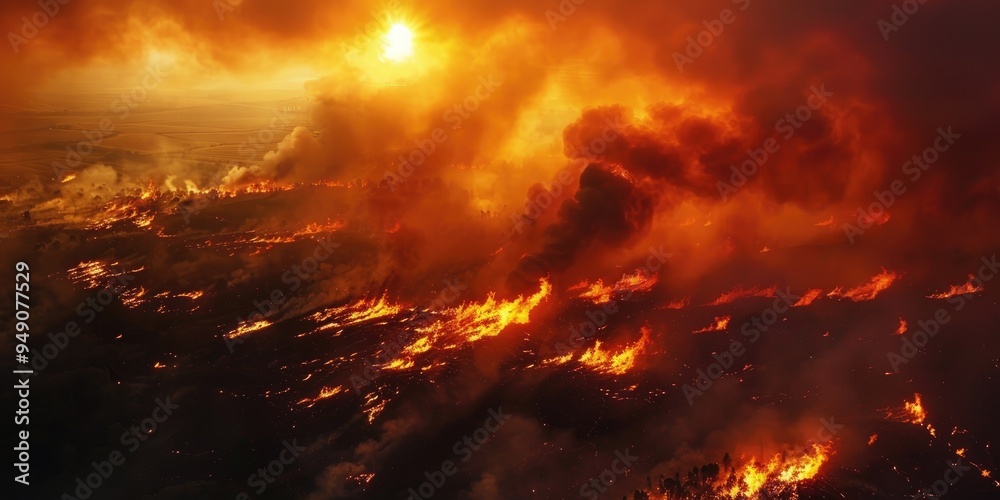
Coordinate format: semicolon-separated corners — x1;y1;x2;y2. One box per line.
382;23;414;63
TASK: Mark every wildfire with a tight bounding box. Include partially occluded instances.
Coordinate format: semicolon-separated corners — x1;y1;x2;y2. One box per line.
139;179;159;201
827;268;900;302
662;297;690;309
887;393;927;425
422;279;551;344
723;443;832;499
895;318;907;335
570;279;614;304
927;274;984;299
310;295;403;330
297;385;344;408
395;280;552;366
708;285;777;306
815;216;835;227
292;219;346;237
576;327;651;375
693;316;731;334
570;270;658;305
119;286;148;309
67;260;143;289
227;319;272;339
886;393;937;437
793;289;824;307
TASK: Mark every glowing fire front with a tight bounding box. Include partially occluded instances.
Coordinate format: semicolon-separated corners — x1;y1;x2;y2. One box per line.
655;443;832;499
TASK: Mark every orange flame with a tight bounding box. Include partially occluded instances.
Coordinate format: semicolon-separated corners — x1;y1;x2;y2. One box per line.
297;385;344;408
827;268;900;302
571;270;658;305
722;443;832;499
693;316;731;334
895;318;907;335
887;393;927;425
663;297;690;309
927;274;984;299
310;295;403;331
576;327;652;375
793;289;823;307
227;319;272;339
708;285;777;306
396;280;552;365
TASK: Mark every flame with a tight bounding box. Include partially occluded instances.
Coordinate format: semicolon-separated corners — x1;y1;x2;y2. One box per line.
895;318;907;335
868;434;878;446
140;179;159;201
394;280;552;367
887;393;927;425
576;327;651;375
570;279;614;304
927;274;984;299
663;297;690;309
292;219;346;237
886;393;938;437
297;385;344;408
120;286;148;308
815;216;835;227
827;268;900;301
793;289;823;307
310;295;403;331
708;285;777;306
721;443;832;499
364;393;388;423
570;270;658;305
693;316;731;334
227;319;272;339
425;279;550;344
67;260;143;289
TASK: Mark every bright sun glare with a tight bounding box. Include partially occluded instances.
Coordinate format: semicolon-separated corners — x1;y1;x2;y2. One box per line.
382;23;414;62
